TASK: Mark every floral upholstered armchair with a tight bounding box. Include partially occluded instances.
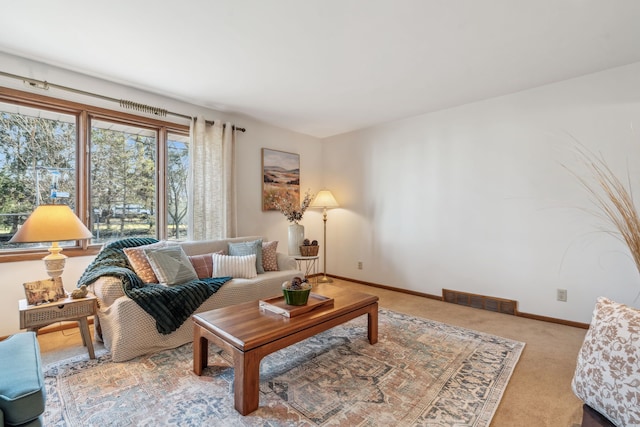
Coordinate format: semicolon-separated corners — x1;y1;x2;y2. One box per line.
572;297;640;427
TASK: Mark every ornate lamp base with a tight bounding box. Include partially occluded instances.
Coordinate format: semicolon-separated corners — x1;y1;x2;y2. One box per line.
43;242;67;278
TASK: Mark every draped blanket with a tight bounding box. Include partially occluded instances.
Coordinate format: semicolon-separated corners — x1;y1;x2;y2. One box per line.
78;238;231;334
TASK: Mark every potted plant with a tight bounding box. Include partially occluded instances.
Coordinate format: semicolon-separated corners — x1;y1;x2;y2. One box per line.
282;276;311;305
569;144;640;302
274;190;314;255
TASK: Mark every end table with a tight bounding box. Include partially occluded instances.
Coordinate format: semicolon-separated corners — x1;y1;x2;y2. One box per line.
294;255;319;284
19;294;97;359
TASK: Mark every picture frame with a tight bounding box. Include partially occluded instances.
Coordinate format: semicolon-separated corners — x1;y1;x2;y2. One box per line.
23;277;66;306
262;148;300;211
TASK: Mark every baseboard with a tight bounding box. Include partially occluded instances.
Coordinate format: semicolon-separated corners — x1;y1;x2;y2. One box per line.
516;311;589;329
36;317;95;334
328;274;590;329
328;274;442;300
0;316;95;341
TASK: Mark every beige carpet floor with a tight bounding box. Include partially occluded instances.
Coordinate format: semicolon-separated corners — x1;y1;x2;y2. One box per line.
37;278;587;427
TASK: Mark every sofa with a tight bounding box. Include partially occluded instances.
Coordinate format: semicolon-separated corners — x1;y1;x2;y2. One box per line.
0;332;45;427
85;236;302;362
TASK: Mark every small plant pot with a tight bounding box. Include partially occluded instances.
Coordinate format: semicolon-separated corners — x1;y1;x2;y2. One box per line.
282;288;311;306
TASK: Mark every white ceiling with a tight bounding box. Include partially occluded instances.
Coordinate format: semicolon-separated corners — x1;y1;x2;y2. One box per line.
1;1;640;138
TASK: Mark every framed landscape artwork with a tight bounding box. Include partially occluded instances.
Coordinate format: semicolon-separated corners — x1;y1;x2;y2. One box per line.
262;148;300;211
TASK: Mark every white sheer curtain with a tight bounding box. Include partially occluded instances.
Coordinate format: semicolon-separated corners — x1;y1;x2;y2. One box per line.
187;116;237;240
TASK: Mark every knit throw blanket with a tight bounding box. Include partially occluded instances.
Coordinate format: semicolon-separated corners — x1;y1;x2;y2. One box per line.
78;238;231;334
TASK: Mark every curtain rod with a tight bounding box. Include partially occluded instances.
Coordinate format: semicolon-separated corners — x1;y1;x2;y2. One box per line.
0;70;246;132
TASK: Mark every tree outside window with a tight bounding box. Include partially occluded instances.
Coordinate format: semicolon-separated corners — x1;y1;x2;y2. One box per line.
90;119;156;243
167;133;189;240
0;104;76;248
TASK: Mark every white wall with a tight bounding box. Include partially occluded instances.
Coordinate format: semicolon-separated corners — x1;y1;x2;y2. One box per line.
322;62;640;324
0;53;324;336
4;53;638;335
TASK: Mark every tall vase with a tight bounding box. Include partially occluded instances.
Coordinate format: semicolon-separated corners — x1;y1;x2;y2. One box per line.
288;223;304;256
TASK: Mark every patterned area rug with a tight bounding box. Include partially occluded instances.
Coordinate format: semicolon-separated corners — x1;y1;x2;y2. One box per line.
44;309;524;426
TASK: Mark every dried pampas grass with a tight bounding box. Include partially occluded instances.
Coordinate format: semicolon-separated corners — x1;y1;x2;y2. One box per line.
567;144;640;278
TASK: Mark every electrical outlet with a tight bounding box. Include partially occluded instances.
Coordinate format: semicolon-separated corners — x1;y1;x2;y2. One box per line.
357;261;363;270
557;289;567;302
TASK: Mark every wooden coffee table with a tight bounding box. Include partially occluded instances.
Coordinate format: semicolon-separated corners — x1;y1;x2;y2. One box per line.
192;283;379;415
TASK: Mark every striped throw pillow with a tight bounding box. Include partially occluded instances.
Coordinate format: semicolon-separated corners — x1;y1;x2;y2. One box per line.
211;253;257;279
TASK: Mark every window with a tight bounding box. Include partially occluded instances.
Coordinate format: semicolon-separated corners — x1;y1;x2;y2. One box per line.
0;101;77;251
90;119;157;243
167;132;189;240
0;87;189;259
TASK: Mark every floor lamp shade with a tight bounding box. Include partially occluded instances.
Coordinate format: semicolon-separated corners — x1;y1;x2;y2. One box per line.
310;190;339;283
9;204;93;278
310;190;339;210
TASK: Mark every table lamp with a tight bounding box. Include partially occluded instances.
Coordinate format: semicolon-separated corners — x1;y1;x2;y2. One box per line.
9;204;93;278
310;190;339;283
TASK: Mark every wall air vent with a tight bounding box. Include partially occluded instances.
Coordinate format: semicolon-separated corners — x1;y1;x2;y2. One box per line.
442;289;518;315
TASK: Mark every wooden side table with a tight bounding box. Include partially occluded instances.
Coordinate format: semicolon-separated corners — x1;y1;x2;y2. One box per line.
19;294;97;359
294;255;319;283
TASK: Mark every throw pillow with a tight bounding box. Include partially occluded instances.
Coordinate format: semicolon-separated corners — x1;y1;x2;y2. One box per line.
262;240;279;271
144;246;199;286
123;241;170;283
228;239;264;274
188;251;224;279
211;253;257;279
571;297;640;427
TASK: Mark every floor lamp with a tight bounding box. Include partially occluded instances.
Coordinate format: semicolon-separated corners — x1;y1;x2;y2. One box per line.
310;190;339;283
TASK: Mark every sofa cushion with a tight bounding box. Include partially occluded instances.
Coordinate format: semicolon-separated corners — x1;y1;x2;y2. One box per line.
188;251;224;279
0;332;45;426
144;246;199;286
179;236;262;256
262;241;279;271
123;241;170;283
572;297;640;427
212;253;257;279
229;239;264;274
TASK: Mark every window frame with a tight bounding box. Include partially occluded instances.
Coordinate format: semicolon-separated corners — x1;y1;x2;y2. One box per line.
0;86;189;262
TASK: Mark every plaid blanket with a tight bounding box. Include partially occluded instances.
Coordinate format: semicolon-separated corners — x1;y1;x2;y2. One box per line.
78;238;230;334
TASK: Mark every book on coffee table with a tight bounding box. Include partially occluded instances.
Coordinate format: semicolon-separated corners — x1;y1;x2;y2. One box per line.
259;293;334;317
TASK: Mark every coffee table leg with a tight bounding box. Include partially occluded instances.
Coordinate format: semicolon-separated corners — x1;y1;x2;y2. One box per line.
368;302;378;344
234;350;260;415
193;325;208;376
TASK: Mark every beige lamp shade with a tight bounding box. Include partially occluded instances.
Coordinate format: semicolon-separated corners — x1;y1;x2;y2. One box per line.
310;190;339;209
10;204;92;243
10;204;92;278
